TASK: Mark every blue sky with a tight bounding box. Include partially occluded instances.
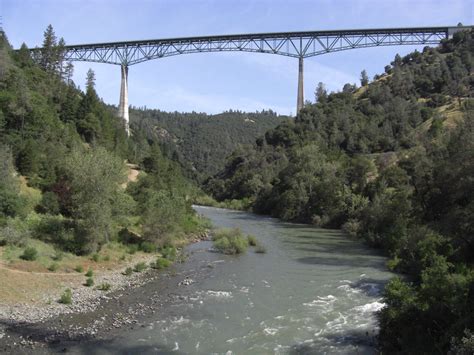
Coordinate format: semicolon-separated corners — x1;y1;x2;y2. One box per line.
2;0;473;115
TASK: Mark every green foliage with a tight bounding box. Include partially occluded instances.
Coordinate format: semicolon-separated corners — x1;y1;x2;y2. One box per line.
159;246;177;261
150;257;171;269
212;228;248;255
130;108;287;181
247;235;257;246
36;191;60;215
64;145;126;253
139;241;156;253
85;268;93;277
74;265;84;273
48;262;59;272
84;277;94;287
123;267;133;276
20;246;38;261
97;282;111;291
90;253;100;262
58;288;72;304
133;262;147;272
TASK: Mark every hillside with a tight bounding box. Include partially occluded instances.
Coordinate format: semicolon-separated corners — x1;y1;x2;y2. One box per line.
130;108;288;181
0;26;208;304
205;29;474;352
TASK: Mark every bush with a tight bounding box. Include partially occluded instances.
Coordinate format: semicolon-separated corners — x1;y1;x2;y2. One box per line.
133;262;147;272
59;288;72;304
36;191;60;215
103;255;110;261
91;253;100;262
74;265;84;273
127;244;139;254
52;250;63;261
97;283;111;291
20;246;38;261
212;228;248;255
255;245;267;254
48;263;59;272
85;268;93;277
123;267;133;276
85;277;94;287
160;246;177;260
247;235;257;246
0;220;30;247
140;241;156;253
150;257;171;269
342;219;361;237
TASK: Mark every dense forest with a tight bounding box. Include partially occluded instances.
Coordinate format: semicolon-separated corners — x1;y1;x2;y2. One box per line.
130;108;287;182
0;25;207;257
205;30;474;352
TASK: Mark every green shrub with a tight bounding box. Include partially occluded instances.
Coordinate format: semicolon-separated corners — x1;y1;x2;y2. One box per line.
255;245;267;254
123;267;133;276
212;228;248;255
103;255;110;261
140;241;156;253
85;277;94;287
0;223;29;247
74;265;84;273
160;246;177;260
133;262;147;272
247;235;257;246
342;219;361;237
85;268;93;277
91;253;100;262
59;288;72;304
150;257;171;269
97;282;111;291
52;250;63;261
37;191;60;215
20;246;38;261
127;244;139;254
48;263;59;272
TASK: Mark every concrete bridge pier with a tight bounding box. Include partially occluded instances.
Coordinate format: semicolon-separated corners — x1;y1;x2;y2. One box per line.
297;56;304;114
118;64;130;136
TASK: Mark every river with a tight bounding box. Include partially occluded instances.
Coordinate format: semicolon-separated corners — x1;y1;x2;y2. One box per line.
78;206;394;354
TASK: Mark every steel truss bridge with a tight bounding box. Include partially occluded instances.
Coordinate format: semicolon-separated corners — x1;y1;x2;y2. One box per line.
34;26;473;135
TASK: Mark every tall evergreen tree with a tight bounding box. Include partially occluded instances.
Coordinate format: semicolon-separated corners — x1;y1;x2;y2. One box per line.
360;69;369;86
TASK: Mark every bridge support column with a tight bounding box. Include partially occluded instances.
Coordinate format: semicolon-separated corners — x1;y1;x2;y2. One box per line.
118;64;130;136
297;56;304;114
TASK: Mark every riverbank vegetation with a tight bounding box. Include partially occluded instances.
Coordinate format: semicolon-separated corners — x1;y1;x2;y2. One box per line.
212;228;263;255
0;25;209;299
205;29;474;352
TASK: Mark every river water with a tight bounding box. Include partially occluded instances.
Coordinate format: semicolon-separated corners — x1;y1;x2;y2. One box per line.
84;206;393;354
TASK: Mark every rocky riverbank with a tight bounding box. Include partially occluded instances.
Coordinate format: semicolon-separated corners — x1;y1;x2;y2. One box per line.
0;234;211;354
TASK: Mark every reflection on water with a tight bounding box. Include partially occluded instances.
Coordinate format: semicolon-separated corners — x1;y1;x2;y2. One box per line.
83;206;394;354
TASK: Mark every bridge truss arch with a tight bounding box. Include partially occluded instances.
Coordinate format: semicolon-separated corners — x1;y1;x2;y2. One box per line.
62;27;462;65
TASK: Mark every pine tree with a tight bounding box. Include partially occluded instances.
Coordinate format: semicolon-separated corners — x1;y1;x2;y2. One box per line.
86;68;95;91
315;82;327;103
41;24;57;72
360;69;369;86
64;62;74;84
